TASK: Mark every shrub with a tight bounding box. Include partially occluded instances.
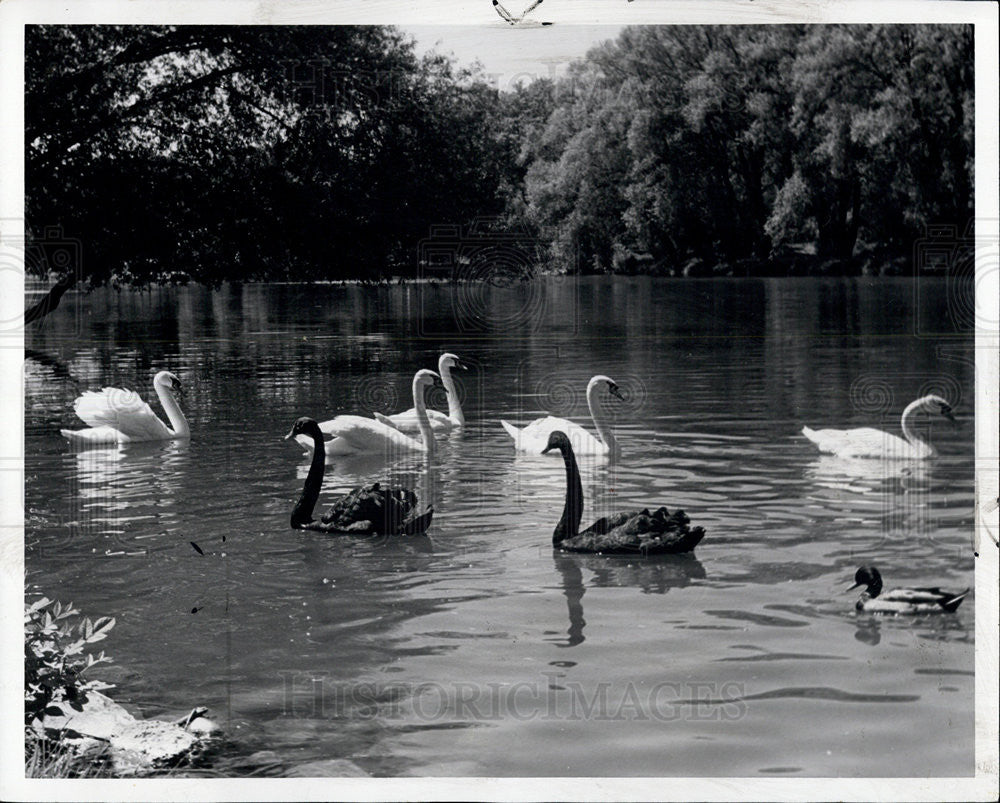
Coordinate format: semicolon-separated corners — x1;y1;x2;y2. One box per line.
24;597;116;727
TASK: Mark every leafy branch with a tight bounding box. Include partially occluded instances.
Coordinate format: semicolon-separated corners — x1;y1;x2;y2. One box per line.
25;597;116;726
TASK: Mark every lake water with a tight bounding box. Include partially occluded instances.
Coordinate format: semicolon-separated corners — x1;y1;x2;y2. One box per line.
24;277;975;777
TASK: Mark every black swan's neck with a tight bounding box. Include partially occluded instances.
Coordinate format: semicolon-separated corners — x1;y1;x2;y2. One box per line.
554;444;584;545
292;428;325;528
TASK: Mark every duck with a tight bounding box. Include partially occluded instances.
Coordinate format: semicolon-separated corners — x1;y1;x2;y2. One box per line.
502;375;624;456
284;417;433;535
541;430;705;554
373;353;467;432
60;370;190;444
848;566;969;614
297;369;441;457
802;394;955;459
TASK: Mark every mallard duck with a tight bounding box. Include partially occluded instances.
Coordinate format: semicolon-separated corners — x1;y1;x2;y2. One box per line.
848;566;969;614
285;417;433;535
541;430;705;554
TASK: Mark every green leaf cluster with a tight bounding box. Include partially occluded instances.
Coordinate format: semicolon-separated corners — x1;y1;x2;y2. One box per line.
24;597;116;726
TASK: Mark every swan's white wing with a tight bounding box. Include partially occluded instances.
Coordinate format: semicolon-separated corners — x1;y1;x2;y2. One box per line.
71;387;172;441
375;408;453;433
802;426;918;459
504;416;607;455
372;412;402;431
60;425;123;444
318;415;426;455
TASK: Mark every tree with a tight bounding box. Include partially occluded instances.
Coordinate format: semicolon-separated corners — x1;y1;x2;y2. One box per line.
24;25;516;319
516;24;973;274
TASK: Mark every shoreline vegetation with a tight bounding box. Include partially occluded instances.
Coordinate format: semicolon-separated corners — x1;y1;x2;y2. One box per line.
23;244;957;299
23;24;972;315
25;596;220;778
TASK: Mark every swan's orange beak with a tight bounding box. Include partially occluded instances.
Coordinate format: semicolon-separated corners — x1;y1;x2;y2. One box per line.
283;428;296;441
845;582;863;593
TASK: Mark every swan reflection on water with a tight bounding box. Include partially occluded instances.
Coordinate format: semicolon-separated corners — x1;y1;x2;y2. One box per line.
803;455;937;528
69;438;190;495
547;552;707;647
63;439;189;551
806;454;930;489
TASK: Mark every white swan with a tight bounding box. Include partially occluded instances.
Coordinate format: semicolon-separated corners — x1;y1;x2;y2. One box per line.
60;370;190;444
501;375;623;456
373;353;466;432
802;394;955;459
297;369;440;458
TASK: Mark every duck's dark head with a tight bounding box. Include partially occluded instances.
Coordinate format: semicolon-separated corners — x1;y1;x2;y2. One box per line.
847;566;883;597
542;430;572;455
285;417;321;441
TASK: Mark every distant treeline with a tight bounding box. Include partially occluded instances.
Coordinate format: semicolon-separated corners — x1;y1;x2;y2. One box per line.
25;24;972;290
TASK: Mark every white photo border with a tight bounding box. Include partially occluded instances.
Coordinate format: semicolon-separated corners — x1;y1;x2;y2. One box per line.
1;1;996;800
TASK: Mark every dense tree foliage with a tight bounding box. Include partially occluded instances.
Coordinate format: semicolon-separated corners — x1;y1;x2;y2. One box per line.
24;23;973;296
520;24;973;275
25;25;519;287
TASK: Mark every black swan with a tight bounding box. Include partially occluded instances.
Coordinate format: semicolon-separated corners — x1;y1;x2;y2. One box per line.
285;417;433;535
847;566;969;614
542;430;705;554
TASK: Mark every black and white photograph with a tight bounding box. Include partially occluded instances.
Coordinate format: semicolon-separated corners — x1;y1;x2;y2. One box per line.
2;0;998;799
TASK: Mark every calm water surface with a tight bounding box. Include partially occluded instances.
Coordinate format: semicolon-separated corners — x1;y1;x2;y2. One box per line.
24;277;975;776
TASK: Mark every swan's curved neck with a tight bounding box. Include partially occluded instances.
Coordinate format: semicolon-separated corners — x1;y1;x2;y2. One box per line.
439;358;465;425
554;444;584;545
586;379;617;454
292;429;325;528
154;383;189;437
900;398;931;452
413;377;435;456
